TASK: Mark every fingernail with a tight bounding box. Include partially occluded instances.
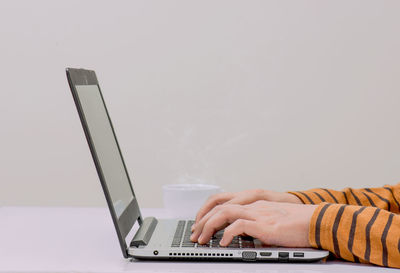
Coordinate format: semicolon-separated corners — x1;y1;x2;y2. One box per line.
198;235;203;243
190;234;195;241
220;238;226;246
191;224;195;232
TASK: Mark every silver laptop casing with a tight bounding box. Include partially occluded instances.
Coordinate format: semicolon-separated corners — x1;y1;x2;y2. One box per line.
128;218;328;262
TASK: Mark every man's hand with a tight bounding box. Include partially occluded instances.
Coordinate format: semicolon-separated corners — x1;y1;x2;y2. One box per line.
191;200;317;248
194;189;302;229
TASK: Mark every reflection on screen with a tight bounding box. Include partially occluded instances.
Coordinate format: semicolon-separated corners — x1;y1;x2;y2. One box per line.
75;85;134;218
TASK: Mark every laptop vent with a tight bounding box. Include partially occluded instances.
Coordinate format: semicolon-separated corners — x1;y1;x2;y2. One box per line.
168;252;233;257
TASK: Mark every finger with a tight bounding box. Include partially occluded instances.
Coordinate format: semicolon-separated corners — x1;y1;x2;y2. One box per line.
193;192;255;233
194;192;235;225
197;206;255;244
192;203;240;242
219;219;263;246
191;204;226;242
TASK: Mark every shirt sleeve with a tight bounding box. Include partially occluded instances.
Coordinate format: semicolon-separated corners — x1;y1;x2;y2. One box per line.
309;202;400;268
287;183;400;213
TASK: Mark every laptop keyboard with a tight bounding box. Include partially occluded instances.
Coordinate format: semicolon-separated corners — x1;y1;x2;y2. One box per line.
171;220;255;248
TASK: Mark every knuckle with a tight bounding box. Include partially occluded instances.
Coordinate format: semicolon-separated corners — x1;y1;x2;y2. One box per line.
197;218;207;230
235;219;246;227
253;188;265;196
202;221;215;235
224;219;245;237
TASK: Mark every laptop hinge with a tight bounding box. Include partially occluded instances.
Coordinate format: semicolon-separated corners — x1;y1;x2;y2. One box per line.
130;217;158;247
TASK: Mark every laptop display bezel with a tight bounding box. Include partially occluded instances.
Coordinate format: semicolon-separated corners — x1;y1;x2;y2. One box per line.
66;68;142;258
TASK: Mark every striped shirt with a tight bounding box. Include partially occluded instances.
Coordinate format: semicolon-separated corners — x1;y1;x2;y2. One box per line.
288;184;400;268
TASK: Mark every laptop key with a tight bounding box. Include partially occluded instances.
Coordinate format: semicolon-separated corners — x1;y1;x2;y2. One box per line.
171;221;186;247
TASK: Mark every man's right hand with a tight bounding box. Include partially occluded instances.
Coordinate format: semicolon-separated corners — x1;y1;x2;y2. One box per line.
193;189;303;230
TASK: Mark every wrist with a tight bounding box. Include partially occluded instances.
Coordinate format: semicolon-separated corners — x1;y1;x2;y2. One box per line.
304;204;318;247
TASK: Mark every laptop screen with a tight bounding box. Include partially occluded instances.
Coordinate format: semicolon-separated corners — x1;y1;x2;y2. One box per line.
75;85;134;218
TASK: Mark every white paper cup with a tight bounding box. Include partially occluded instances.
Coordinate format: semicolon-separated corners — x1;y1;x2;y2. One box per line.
162;184;222;219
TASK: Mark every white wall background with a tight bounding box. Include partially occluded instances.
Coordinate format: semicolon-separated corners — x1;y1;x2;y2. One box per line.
1;0;400;208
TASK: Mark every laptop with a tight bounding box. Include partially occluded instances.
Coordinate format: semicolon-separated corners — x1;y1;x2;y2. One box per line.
66;68;329;262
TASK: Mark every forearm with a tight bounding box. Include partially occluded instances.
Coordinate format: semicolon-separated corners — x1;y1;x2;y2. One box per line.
309;202;400;268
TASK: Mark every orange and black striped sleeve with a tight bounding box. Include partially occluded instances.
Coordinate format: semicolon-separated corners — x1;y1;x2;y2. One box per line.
287;184;400;268
308;203;400;268
288;183;400;213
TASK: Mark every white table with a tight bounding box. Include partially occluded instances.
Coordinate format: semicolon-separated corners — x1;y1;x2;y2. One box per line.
0;207;397;273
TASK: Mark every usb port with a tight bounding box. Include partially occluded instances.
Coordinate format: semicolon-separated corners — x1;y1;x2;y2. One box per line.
293;252;304;257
